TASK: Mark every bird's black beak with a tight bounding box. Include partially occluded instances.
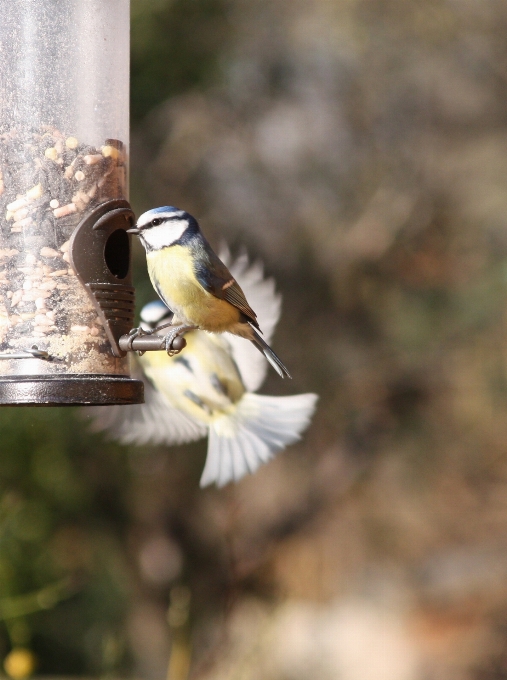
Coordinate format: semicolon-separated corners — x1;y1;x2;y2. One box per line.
126;227;140;234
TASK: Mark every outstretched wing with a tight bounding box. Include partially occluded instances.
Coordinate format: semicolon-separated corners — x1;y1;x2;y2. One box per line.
220;247;282;392
84;361;207;446
194;240;259;328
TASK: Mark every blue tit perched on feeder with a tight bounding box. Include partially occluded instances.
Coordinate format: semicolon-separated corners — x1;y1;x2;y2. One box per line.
126;206;291;378
87;250;317;487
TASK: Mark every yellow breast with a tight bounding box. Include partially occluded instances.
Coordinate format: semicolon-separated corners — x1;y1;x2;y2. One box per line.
147;246;241;331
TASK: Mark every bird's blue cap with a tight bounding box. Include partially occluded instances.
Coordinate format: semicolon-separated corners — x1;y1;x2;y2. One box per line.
145;206;180;215
135;206;187;230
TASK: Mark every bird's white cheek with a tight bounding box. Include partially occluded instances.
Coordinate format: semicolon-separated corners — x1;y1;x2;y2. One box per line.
141;222;188;249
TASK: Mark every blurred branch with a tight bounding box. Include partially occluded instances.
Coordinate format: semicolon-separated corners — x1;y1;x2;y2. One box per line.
0;578;76;621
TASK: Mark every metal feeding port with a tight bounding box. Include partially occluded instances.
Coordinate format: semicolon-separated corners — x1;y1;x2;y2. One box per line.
69;199;136;358
0;3;143;405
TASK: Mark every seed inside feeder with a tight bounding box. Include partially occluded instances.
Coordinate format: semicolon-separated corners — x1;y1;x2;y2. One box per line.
44;147;58;161
65;137;78;150
0;127;128;372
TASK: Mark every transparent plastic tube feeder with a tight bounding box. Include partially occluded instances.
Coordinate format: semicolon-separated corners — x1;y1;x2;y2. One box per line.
0;0;144;405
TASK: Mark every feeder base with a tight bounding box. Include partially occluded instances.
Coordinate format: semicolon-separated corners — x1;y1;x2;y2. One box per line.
0;374;144;406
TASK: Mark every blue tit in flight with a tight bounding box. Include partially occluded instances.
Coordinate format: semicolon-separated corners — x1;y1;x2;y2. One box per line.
126;206;291;378
87;250;317;487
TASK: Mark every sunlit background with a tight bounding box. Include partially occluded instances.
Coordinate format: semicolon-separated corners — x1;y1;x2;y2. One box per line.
1;0;507;678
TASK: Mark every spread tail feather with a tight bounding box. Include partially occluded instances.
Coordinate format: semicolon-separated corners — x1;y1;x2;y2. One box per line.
249;326;292;379
199;392;318;487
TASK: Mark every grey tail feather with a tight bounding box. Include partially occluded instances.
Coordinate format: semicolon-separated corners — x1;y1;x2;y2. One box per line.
250;327;292;379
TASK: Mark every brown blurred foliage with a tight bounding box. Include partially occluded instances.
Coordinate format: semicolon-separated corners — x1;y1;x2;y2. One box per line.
130;0;507;678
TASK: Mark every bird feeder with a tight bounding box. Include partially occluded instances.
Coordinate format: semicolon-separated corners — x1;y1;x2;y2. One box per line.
0;0;143;405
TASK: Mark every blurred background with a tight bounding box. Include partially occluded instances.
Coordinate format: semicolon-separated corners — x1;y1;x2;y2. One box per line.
1;0;507;677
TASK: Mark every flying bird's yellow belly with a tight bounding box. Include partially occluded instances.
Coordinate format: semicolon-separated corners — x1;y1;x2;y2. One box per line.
140;330;245;424
147;246;241;331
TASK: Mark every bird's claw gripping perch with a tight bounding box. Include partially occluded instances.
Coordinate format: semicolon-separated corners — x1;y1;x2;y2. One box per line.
162;325;197;356
119;324;196;356
125;326;150;352
123;319;179;355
